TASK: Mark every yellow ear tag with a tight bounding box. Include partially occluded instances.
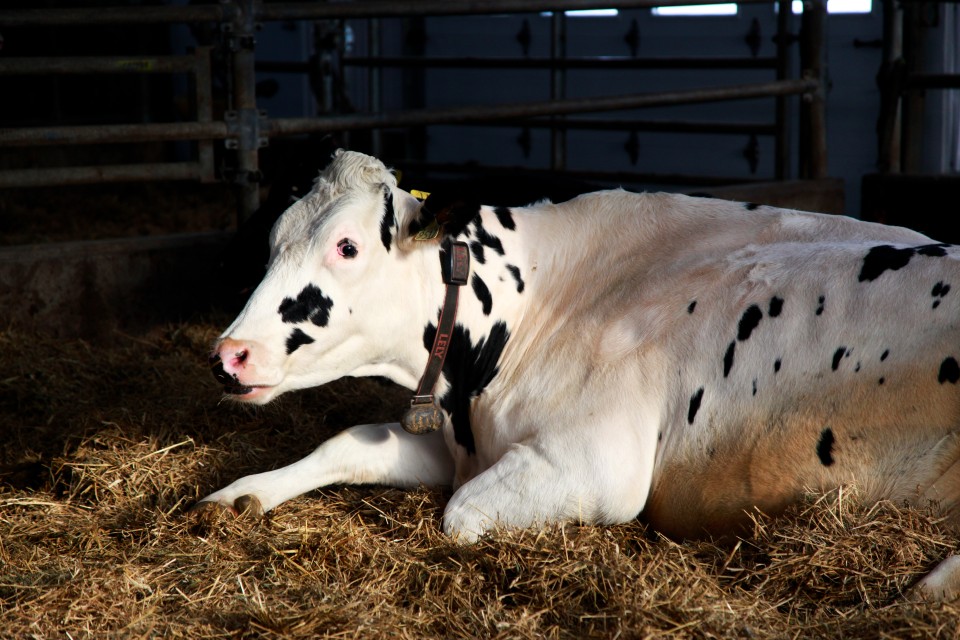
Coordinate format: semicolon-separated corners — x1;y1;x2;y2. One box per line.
414;220;441;241
410;189;430;201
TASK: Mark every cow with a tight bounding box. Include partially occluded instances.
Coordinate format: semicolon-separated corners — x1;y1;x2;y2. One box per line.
198;149;960;601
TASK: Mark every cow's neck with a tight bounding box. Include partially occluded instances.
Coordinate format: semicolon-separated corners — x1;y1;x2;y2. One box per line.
420;205;529;454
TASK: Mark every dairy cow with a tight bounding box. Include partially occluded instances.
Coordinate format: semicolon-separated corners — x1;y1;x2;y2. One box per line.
199;150;960;600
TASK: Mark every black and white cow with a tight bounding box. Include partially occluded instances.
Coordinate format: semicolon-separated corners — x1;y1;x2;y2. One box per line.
199;150;960;600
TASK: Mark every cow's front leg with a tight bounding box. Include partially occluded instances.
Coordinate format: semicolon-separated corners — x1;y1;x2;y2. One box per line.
442;442;649;542
195;422;453;516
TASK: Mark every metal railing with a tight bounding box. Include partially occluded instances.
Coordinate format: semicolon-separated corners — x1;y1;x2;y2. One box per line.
0;0;828;223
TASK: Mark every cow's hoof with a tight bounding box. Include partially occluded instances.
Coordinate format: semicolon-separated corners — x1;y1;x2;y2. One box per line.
233;494;264;517
188;500;238;527
187;495;263;528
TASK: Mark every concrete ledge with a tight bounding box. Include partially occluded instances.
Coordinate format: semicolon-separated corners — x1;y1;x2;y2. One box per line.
0;232;233;338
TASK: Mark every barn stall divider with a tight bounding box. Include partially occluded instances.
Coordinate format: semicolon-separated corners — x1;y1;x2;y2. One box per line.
0;0;832;336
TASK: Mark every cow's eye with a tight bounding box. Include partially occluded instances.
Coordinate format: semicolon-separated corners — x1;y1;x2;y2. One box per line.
337;238;358;259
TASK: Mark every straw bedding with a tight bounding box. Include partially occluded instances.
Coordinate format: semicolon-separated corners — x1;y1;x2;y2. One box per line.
1;321;959;638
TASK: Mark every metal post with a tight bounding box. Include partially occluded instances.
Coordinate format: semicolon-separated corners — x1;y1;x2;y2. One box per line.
877;0;903;173
369;18;383;157
901;0;924;173
799;0;827;179
194;46;216;183
226;0;263;224
774;0;791;179
551;10;567;171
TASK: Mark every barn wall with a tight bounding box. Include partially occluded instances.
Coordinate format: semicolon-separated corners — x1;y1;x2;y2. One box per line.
0;233;231;339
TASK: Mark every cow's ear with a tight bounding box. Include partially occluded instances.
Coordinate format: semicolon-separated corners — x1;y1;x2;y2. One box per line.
396;190;481;250
393;190;431;251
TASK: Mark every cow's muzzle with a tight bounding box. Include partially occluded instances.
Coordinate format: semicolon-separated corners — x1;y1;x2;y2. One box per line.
209;352;254;395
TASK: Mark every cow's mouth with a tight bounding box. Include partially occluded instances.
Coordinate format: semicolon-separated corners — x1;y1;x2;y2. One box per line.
224;382;254;395
210;354;264;397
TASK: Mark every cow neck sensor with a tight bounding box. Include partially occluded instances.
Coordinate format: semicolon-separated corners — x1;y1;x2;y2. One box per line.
401;241;470;435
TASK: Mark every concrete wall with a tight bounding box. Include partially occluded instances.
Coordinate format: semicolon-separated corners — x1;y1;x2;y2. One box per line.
0;232;233;339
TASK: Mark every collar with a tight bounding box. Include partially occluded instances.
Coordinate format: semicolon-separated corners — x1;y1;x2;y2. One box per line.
401;241;470;434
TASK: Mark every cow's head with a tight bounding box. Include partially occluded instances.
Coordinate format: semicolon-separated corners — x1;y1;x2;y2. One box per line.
210;150;435;404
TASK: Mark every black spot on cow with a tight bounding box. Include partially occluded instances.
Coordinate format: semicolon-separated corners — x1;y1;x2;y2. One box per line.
768;296;784;318
858;243;950;283
774;358;782;373
858;245;914;282
494;206;516;231
470;241;486;264
817;428;836;466
881;349;890;361
422;320;511;455
472;274;493;315
506;264;525;294
744;202;761;211
918;244;950;257
752;379;758;396
854;362;861;372
723;341;736;378
278;285;334;327
932;281;951;309
687;301;697;314
285;328;314;354
444;202;483;239
816;295;825;316
878;377;885;385
938;357;960;384
687;387;704;424
831;347;847;371
737;305;763;341
418;192;482;239
473;221;505;256
379;187;394;252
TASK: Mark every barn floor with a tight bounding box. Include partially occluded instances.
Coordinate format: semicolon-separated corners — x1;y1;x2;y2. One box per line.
1;319;959;639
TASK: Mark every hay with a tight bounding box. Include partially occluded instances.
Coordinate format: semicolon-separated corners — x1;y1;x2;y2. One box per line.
1;321;959;638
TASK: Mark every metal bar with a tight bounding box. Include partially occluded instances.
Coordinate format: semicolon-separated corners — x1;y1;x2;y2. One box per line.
0;113;781;149
0;121;227;147
341;56;780;70
0;5;229;26
1;83;804;146
0;55;198;76
0;0;790;27
0;163;205;189
255;0;783;20
905;74;960;89
400;161;766;187
266;79;818;135
255;60;313;74
457;118;779;134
